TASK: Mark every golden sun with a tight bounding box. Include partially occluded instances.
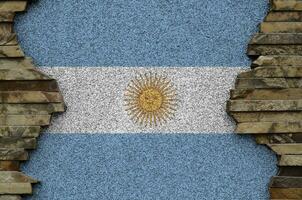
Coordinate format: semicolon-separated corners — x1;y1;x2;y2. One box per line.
124;73;177;126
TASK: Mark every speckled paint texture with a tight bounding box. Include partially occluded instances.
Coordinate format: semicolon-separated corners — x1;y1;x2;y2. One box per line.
40;67;245;133
23;134;276;200
14;0;276;199
16;0;268;67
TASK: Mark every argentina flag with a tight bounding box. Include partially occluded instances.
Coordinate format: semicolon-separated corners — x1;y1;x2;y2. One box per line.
11;0;278;199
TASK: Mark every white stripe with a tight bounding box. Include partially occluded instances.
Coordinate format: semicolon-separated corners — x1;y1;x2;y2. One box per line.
39;67;247;134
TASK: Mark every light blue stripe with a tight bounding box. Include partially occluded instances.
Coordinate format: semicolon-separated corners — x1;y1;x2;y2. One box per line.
23;134;276;200
16;0;267;67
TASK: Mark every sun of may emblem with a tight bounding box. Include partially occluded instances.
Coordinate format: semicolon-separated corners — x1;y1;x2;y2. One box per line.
124;73;178;126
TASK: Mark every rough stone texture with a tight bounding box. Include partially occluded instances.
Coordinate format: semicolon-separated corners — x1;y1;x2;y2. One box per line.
272;0;302;11
265;11;302;21
239;66;302;78
231;88;302;100
269;144;302;155
0;183;31;195
261;22;302;33
227;1;302;199
270;188;302;199
0;195;21;200
236;122;302;134
248;44;302;56
270;176;302;188
280;155;302;166
0;1;65;198
250;33;302;44
252;55;302;67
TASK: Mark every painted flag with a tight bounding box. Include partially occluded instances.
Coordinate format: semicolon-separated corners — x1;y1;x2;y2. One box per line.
15;0;276;199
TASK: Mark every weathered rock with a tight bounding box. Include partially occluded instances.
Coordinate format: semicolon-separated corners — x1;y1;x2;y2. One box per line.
238;66;302;78
278;167;302;176
0;23;13;35
0;91;63;103
270;176;302;188
227;100;302;112
0;126;40;138
248;44;302;56
279;155;302;166
250;33;302;45
0;58;34;69
0;1;27;12
270;188;302;199
0;148;27;161
0;46;24;58
261;22;302;33
0;12;15;22
231;88;302;100
0;183;32;195
236;122;302;134
0;103;65;114
272;0;302;11
252;55;302;67
0;172;37;184
269;144;302;155
0;33;17;46
254;134;302;144
0;161;19;171
0;115;50;126
230;112;302;123
236;78;302;89
0;195;21;200
0;69;52;80
265;11;302;22
0;138;36;149
0;80;59;91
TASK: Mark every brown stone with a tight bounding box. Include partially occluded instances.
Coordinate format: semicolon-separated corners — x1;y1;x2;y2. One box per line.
248;44;302;56
0;80;59;91
270;176;302;188
0;12;15;22
235;78;302;89
265;11;302;22
0;103;65;114
0;148;28;161
250;33;302;45
269;144;302;155
272;0;302;11
227;100;302;112
0;69;53;80
0;172;37;183
230;112;302;123
0;161;19;171
270;188;302;199
236;122;302;134
261;22;302;33
252;55;302;67
238;66;302;78
230;88;302;100
0;46;24;58
254;134;302;144
0;91;63;103
0;115;50;126
279;155;302;166
0;126;40;138
0;183;32;195
0;33;17;46
0;1;27;12
278;167;302;176
0;58;35;69
0;138;36;149
0;195;21;200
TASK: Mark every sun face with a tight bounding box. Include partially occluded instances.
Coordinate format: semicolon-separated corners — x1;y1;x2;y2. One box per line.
124;73;177;126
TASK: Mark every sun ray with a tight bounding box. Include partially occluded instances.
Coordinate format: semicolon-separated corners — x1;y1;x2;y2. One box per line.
124;72;178;127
